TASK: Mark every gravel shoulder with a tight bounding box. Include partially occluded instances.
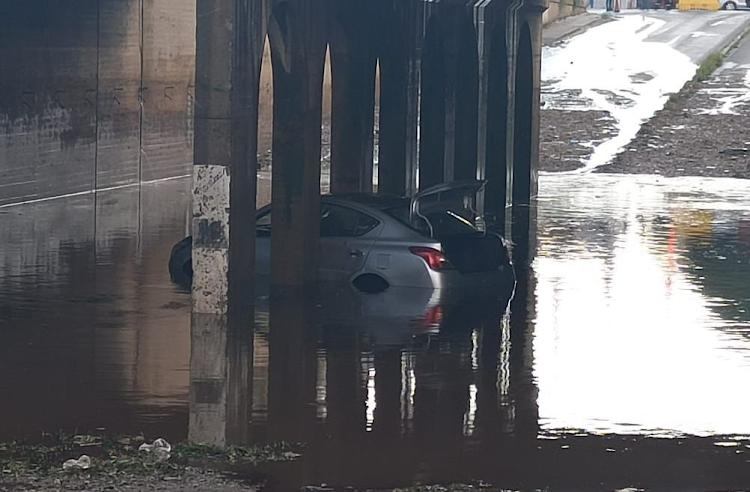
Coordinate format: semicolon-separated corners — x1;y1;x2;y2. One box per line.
596;66;750;178
540;108;616;172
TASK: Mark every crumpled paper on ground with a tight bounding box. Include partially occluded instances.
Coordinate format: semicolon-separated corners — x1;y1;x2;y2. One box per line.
138;438;172;463
62;455;91;470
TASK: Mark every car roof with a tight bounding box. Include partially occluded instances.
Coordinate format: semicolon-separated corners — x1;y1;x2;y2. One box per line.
324;192;410;210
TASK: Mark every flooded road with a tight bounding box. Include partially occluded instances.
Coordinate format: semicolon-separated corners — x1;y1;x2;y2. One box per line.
2;174;750;490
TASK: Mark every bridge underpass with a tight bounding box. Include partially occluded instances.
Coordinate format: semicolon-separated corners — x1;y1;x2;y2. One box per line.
0;0;544;453
192;0;546;316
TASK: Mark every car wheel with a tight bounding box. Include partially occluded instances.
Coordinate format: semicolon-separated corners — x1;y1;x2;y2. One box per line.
724;1;737;8
169;237;194;286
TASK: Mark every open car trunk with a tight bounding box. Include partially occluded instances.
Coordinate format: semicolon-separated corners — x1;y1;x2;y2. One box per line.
440;231;508;274
408;180;509;273
410;180;486;233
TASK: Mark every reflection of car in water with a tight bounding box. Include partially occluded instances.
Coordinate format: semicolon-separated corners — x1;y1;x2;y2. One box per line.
258;280;516;349
170;180;514;292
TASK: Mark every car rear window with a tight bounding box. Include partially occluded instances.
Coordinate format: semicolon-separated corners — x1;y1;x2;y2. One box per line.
384;206;477;238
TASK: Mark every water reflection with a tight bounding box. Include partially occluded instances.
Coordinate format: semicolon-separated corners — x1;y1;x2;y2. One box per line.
3;173;750;490
535;174;750;438
0;181;192;442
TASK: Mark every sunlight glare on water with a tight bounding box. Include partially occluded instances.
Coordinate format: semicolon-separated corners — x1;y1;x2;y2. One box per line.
534;173;750;437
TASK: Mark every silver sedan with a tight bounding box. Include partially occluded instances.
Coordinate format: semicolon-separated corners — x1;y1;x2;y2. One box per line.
169;180;515;292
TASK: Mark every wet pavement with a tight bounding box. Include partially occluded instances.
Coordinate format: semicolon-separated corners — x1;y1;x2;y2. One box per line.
2;173;750;490
605;22;750;178
541;10;750;173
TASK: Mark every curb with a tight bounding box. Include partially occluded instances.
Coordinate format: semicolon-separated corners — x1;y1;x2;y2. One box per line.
543;14;612;46
717;17;750;57
667;16;750;99
693;15;750;66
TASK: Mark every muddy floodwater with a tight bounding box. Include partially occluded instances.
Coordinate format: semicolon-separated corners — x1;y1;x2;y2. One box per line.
2;174;750;490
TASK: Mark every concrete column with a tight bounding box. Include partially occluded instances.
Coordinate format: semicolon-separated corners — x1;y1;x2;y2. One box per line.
323;325;366;469
192;0;261;315
188;312;253;446
508;10;542;263
377;5;409;196
188;314;229;446
474;4;492;215
329;1;377;193
452;16;480;182
442;25;458;183
418;14;446;190
268;0;327;286
373;349;402;438
404;3;424;195
267;288;318;442
527;12;543;201
478;9;510;232
511;20;535;207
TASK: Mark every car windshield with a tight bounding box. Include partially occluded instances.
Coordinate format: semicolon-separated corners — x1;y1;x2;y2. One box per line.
384;206;477;238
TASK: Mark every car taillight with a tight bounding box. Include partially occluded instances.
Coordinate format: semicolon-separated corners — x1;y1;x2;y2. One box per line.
409;247;454;271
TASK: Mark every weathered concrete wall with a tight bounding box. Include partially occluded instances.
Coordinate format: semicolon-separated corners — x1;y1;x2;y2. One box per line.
0;0;195;206
543;0;587;26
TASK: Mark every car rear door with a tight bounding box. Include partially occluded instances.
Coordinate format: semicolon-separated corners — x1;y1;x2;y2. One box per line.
318;203;382;282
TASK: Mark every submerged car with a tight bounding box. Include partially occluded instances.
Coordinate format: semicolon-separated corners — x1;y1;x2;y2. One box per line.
169;180;514;291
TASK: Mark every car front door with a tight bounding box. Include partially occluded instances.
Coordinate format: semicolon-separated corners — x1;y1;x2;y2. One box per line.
318;204;381;282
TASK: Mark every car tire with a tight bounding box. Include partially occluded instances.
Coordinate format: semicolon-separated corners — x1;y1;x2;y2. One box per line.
169;236;194;286
724;1;737;8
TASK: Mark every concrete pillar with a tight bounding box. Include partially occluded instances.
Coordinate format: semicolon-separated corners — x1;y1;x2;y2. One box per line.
322;324;366;475
188;312;253;446
452;16;480;182
192;0;262;315
443;23;459;183
267;288;318;442
511;20;535;207
477;9;510;232
404;3;424;195
418;15;446;190
373;349;402;438
377;5;410;196
329;0;377;193
268;0;327;286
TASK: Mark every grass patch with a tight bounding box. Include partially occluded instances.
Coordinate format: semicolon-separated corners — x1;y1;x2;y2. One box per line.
663;49;729;108
0;432;302;482
695;52;725;82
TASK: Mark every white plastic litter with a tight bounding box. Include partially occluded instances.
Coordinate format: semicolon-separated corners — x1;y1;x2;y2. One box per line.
138;438;172;462
62;455;92;471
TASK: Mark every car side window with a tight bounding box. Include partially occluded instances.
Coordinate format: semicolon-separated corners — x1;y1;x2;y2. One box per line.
320;204;379;237
256;211;271;237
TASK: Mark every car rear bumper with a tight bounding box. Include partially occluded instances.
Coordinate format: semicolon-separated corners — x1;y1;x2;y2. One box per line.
428;264;515;290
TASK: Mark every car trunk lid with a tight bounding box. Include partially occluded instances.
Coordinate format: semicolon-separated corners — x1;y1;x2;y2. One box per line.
410;180;486;233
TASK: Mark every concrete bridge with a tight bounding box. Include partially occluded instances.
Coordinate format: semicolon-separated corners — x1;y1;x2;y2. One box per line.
0;0;546;315
193;0;546;314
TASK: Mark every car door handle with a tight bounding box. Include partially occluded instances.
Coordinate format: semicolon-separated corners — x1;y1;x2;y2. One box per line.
349;249;364;257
